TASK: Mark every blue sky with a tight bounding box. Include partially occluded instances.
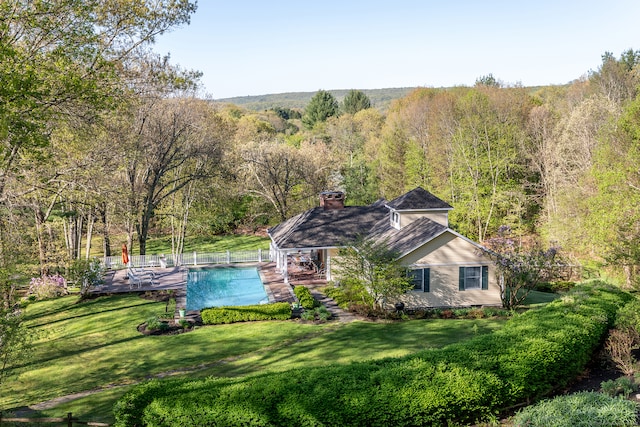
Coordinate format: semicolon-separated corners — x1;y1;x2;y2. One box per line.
152;1;640;99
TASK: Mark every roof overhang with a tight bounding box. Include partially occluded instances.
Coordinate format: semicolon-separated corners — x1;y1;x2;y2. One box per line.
396;227;489;260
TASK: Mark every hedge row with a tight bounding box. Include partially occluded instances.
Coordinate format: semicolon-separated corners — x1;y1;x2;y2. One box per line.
293;285;318;309
201;302;292;325
115;281;631;426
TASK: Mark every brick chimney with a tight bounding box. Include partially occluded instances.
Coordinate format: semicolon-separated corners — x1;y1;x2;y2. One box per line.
319;191;345;210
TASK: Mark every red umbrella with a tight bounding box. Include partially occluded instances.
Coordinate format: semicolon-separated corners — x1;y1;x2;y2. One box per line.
122;244;129;266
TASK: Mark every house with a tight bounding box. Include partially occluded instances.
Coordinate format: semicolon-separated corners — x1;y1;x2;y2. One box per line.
267;187;502;309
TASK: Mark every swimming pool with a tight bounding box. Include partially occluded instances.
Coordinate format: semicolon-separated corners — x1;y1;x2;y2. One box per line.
186;266;269;311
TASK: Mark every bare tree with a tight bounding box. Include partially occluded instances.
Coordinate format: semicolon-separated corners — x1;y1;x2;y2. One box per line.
240;139;331;221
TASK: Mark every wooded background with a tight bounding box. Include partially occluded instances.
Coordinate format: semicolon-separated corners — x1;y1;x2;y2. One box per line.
2;2;639;286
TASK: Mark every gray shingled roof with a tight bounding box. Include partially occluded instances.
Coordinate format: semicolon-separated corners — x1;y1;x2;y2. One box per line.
268;200;388;249
368;216;447;256
269;188;455;253
386;187;452;210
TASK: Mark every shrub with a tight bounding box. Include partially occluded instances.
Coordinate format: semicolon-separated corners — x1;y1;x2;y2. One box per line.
323;285;349;308
299;306;332;323
316;306;331;322
482;307;511;318
145;316;168;332
536;281;576;293
601;376;637;398
615;298;640;332
441;309;454;319
28;274;67;300
116;281;632;426
511;391;638;427
467;308;486;319
323;280;373;309
293;285;318;309
605;328;638;375
452;308;470;318
201;303;291;325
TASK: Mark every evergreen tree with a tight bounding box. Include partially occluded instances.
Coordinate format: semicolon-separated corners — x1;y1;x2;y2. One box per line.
342;89;371;114
302;90;339;129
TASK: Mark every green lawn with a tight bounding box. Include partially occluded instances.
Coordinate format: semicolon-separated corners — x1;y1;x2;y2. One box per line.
145;234;271;253
88;234;270;258
8;294;506;424
522;289;561;306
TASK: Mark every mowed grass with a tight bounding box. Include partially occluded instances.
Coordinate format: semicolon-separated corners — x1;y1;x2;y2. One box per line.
145;234;271;253
9;294;506;423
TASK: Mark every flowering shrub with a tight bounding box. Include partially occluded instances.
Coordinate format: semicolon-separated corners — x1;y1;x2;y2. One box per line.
28;274;67;300
484;225;562;309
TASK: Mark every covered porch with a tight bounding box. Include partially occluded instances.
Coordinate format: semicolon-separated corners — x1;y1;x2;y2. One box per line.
269;242;333;284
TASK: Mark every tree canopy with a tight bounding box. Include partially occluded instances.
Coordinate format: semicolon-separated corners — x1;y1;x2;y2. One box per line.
302;90;339;129
342;89;372;114
3;38;640;290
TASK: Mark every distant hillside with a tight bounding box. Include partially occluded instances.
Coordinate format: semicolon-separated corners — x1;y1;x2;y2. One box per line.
214;87;417;111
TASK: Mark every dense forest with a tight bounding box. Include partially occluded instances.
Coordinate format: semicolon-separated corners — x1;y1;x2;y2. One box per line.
2;3;640;288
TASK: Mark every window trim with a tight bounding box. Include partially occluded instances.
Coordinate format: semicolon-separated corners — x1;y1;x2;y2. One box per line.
390;210;400;229
459;266;489;291
410;267;430;292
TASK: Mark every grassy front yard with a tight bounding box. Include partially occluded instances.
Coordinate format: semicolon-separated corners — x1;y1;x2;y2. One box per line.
7;294;506;423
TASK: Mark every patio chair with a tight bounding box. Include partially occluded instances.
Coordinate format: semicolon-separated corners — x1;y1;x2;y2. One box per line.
131;266;156;278
314;263;326;278
127;268;155;289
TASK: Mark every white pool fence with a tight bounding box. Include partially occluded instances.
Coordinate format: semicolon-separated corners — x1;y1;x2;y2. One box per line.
102;249;271;270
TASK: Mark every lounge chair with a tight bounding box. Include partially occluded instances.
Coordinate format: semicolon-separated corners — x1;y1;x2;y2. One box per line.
131;267;156;278
127;268;155;289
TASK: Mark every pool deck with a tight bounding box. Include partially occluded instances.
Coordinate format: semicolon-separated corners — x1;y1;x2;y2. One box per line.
97;263;326;322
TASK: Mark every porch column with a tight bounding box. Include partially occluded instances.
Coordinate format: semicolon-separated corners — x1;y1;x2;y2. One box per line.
283;251;289;284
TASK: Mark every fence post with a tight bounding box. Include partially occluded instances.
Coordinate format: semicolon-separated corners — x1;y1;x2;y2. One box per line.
67;412;73;427
226;250;230;264
258;249;262;262
193;251;197;266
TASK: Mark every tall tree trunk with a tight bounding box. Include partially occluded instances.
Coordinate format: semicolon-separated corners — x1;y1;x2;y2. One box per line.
34;209;48;276
85;211;94;259
99;204;112;257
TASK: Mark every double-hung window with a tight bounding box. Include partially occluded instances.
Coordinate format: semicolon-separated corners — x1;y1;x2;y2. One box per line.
459;266;488;291
409;268;430;292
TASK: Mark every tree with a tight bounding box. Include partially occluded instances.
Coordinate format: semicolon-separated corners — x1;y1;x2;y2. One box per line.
590;50;640;105
333;237;414;310
484;226;561;309
68;258;104;299
341;90;371;114
0;0;197;264
586;96;640;286
120;98;226;255
240;139;331;221
0;266;32;389
302;90;339;129
448;87;533;241
475;73;502;87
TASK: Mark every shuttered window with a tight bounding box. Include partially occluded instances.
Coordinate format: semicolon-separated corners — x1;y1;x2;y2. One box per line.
459;266;489;291
409;268;430;292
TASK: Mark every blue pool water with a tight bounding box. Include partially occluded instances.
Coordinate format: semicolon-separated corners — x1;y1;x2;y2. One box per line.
186;267;269;311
